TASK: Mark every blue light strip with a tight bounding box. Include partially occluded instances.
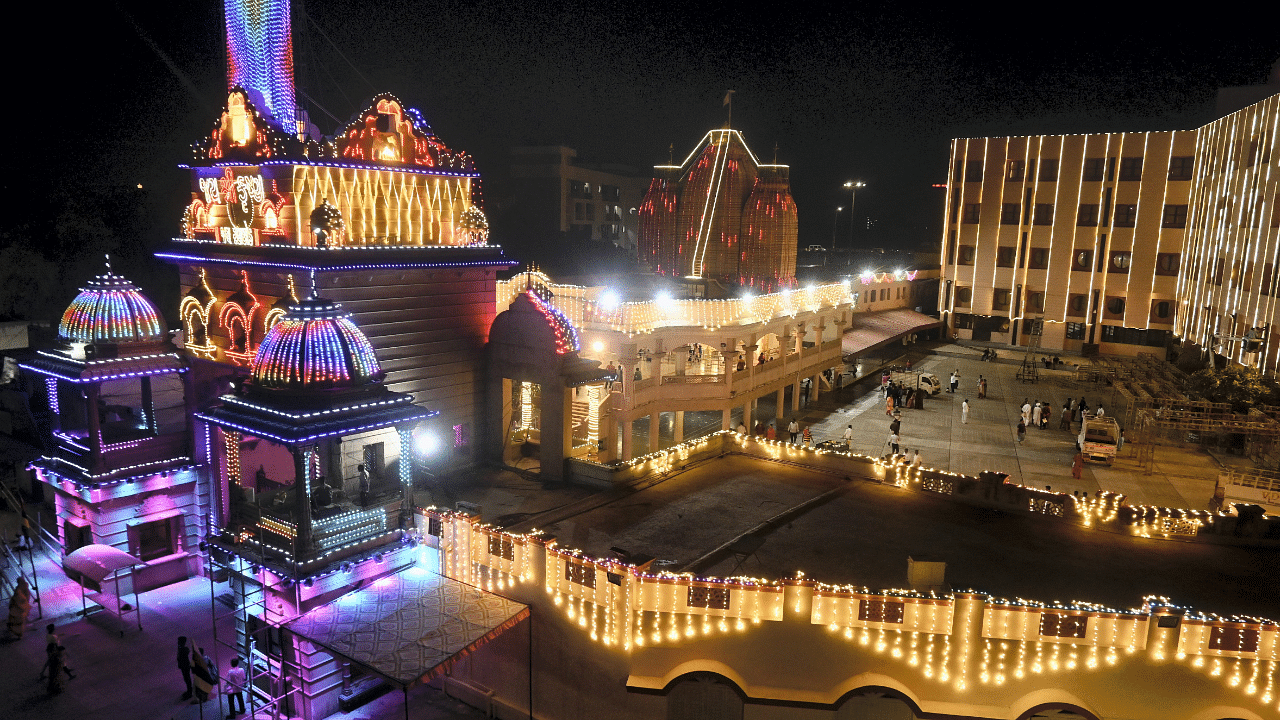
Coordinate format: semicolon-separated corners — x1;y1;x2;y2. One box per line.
155;252;516;272
181;159;480;178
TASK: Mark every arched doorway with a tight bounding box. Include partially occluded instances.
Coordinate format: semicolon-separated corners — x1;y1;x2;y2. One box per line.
666;672;744;720
835;686;922;720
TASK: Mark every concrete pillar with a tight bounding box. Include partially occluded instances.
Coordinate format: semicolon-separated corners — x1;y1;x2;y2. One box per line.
538;384;570;480
811;373;821;403
722;408;732;431
648;413;659;453
621;415;633;461
743;400;754;431
675;349;687;376
776;388;785;420
1145;603;1185;662
951;592;986;692
674;411;684;443
792;376;802;413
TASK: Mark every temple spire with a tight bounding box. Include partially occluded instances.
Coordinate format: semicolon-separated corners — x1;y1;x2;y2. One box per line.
224;0;298;131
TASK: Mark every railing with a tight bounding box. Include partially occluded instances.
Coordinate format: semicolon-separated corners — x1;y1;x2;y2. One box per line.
661;374;724;385
1219;468;1280;492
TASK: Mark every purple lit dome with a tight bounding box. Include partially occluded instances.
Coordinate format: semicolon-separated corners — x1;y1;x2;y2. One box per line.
59;269;166;346
250;298;383;390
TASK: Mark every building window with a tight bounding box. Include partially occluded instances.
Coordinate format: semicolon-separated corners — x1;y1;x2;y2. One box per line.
1038;158;1059;182
1066;322;1086;340
993;289;1011;311
1214;257;1225;286
1077;204;1099;226
1083;158;1105;182
958;245;976;265
1001;203;1021;225
996;247;1016;267
1110;251;1131;273
1162;204;1188;229
1119;157;1144;181
1106;297;1126;316
1072;249;1093;271
1114;204;1137;227
363;442;385;481
955;286;972;307
953;313;974;330
1155;253;1180;276
569;180;592;199
965;160;983;181
600;185;621;202
1029;248;1049;269
687;586;732;610
1262;263;1274;296
1168;156;1194;181
604;204;622;221
585;203;595;222
1152;300;1172;321
1033;204;1054;226
1005;160;1025;181
1027;291;1045;313
962;203;981;224
130;516;179;562
1067;294;1088;317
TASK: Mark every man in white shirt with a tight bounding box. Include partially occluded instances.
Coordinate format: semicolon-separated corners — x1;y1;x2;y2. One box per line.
225;657;247;717
1096;406;1105;417
842;425;853;445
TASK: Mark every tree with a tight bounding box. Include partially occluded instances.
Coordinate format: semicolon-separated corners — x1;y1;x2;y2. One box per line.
1185;365;1268;412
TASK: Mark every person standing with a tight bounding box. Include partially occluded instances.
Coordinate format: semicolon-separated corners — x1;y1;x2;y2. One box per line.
225;657;247;718
40;624;75;681
1060;400;1072;430
842;424;853;445
6;576;30;639
1096;405;1105;418
788;419;799;444
47;645;69;696
1072;451;1084;479
1041;404;1051;429
178;635;193;700
1118;428;1125;453
948;371;957;393
980;377;987;399
889;416;901;436
358;464;371;507
766;423;776;441
912;448;922;468
737;421;747;435
1032;401;1042;427
888;431;900;455
1021;399;1031;426
961;399;969;424
885;393;895;415
801;425;813;447
1017;419;1026;443
191;647;216;704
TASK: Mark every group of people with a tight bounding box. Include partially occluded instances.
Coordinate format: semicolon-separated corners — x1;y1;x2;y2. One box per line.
178;635;249;716
1014;396;1108;442
882;380;918;414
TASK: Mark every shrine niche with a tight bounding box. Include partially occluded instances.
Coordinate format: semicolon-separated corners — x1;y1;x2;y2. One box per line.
219;271;262;366
181;269;218;359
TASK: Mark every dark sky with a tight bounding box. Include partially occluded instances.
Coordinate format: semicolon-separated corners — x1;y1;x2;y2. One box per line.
6;1;1280;271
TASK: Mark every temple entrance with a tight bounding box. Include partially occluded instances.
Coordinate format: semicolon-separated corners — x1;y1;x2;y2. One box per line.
503;379;542;471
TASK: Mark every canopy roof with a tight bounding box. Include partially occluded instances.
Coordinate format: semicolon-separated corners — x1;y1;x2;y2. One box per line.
63;544;142;584
842;308;942;358
286;565;528;689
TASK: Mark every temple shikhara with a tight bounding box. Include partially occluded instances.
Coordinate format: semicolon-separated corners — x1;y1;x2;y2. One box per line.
8;1;1279;720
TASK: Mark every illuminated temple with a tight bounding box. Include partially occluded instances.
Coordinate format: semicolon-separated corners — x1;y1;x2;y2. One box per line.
639;129;799;290
9;2;1279;720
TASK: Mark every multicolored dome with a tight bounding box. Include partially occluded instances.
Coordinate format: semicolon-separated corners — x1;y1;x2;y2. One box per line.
250;298;382;389
59;269;166;345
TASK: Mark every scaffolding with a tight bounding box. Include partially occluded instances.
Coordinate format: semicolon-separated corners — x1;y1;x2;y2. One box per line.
206;545;307;720
1133;402;1280;474
1016;316;1043;383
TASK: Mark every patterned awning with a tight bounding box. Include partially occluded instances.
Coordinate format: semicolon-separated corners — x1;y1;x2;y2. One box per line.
286;565;528;688
842;308;941;357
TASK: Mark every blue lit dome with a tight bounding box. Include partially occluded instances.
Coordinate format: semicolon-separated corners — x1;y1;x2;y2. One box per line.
59;269;166;345
250;298;383;389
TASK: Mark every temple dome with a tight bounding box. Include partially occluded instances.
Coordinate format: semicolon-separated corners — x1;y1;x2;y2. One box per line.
250;298;383;390
58;269;166;346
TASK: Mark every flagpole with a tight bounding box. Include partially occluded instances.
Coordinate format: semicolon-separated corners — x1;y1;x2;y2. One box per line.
723;89;735;128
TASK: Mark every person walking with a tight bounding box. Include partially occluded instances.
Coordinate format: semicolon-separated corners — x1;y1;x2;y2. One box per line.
178;635;194;700
1032;401;1042;427
801;425;813;447
888;432;900;455
225;657;247;718
40;624;75;681
766;423;776;441
885;393;895;415
191;647;217;704
1021;399;1031;426
1059;400;1072;430
1072;451;1084;479
961;398;969;424
842;424;853;445
949;371;958;393
788;419;799;444
47;644;69;696
1017;419;1026;443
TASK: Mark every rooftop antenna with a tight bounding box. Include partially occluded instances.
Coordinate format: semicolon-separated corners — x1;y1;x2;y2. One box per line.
723;89;735;129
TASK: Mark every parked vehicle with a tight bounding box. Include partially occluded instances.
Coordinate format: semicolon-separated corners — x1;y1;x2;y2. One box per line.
1077;416;1120;464
890;371;942;395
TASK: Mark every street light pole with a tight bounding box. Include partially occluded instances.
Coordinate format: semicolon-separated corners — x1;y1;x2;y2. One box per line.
832;206;843;248
843;180;866;248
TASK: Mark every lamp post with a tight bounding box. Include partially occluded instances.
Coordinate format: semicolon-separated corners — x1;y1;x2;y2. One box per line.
843;181;866;248
832;206;843;248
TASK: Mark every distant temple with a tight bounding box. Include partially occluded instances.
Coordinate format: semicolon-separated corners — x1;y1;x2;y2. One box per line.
639;129;798;291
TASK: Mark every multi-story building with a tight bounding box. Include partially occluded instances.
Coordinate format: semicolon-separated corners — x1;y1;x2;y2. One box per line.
639;129;798;291
939;90;1279;372
507;146;650;249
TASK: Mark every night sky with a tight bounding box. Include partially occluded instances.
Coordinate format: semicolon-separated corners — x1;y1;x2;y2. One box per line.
3;2;1278;318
